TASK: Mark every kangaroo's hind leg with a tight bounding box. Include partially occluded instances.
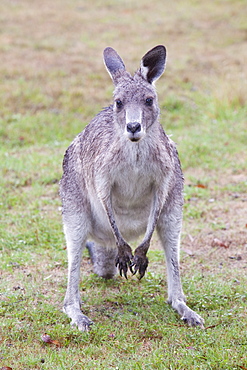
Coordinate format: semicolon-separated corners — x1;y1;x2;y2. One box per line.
157;203;204;328
62;212;93;331
86;241;118;279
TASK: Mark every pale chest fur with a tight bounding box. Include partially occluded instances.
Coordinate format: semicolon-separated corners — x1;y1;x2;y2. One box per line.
109;139;170;218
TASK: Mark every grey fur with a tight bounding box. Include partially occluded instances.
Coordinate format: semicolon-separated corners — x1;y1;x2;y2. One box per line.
60;45;204;331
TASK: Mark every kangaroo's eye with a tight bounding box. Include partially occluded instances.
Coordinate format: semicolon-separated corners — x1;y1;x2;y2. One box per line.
145;97;153;106
116;99;123;109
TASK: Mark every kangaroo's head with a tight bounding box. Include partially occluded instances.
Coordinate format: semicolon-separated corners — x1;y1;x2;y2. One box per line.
103;45;166;142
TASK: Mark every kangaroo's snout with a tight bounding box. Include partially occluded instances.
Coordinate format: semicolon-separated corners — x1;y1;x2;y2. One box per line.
127;122;141;134
126;122;143;142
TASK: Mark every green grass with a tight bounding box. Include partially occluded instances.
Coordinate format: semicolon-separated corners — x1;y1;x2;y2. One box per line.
163;92;247;171
0;0;247;369
1;271;246;369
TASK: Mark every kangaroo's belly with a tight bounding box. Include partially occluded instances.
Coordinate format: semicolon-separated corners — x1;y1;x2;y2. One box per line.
89;184;152;245
111;181;153;239
88;163;156;245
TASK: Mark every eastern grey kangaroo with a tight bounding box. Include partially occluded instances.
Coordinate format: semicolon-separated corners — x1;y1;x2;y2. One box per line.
60;45;204;331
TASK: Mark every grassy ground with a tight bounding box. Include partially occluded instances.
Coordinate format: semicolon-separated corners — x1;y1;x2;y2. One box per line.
0;0;246;369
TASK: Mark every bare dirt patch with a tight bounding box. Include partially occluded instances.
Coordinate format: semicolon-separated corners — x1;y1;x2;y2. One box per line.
180;170;247;277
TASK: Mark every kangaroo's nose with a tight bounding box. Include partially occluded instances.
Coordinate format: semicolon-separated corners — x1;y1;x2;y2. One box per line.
127;122;141;134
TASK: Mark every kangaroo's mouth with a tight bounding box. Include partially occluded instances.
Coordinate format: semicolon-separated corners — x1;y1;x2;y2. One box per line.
129;136;141;142
125;130;145;142
127;132;144;142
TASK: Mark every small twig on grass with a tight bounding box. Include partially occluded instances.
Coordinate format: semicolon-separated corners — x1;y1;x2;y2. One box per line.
204;322;222;330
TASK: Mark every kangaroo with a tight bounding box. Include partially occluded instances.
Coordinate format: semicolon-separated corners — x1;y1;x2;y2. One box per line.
60;45;204;331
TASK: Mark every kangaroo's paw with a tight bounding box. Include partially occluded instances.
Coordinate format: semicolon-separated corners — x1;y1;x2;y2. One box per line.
131;252;149;279
115;245;133;279
181;307;204;328
64;306;93;332
71;314;93;332
170;299;204;328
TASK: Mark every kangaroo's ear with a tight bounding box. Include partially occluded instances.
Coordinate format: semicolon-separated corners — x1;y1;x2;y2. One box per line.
140;45;166;84
103;47;126;85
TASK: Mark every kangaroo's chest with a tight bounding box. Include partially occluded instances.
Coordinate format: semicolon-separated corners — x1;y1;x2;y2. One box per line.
111;164;155;211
